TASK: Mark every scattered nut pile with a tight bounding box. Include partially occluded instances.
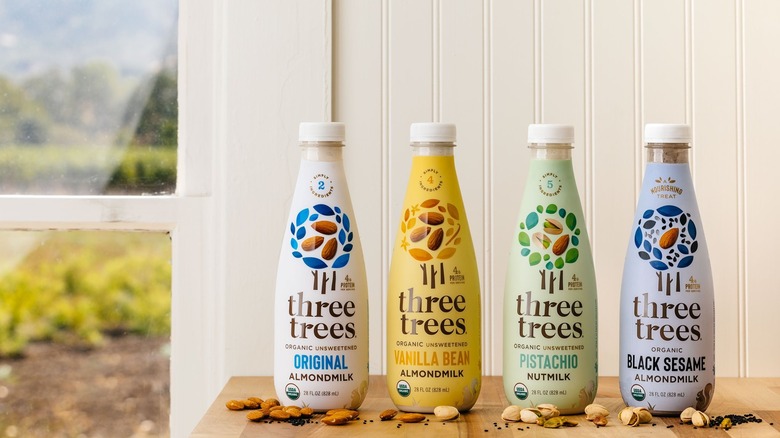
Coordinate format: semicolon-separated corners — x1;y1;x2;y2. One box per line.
500;403;578;428
225;399;464;427
225;397;317;426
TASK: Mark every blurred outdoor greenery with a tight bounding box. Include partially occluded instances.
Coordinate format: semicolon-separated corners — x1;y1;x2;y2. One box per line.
0;231;171;357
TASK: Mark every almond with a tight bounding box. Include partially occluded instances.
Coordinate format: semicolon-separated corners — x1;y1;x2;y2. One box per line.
379;409;398;421
269;410;291;420
659;227;679;249
225;400;244;410
397;413;426;423
322;415;350;425
321;238;337;260
552;235;569;256
246;410;267;421
300;407;314;417
427;228;444;251
419;212;445;226
410;226;431;242
312;221;338;235
301;236;324;251
421;199;440;208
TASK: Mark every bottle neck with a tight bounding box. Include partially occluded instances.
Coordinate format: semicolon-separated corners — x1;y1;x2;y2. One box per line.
645;143;690;164
300;142;344;161
411;142;455;156
529;143;572;160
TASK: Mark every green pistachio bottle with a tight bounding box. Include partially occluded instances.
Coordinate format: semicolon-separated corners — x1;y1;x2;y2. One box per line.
503;124;598;414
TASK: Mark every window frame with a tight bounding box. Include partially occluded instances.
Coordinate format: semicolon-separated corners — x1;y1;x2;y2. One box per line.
0;2;221;436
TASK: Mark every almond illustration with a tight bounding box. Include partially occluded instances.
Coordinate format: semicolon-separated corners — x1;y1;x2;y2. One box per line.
421;199;440;208
552;235;569;256
427;228;444;251
312;221;338;235
419;212;445;226
301;236;324;251
659;227;679;249
321;238;337;260
410;226;431;242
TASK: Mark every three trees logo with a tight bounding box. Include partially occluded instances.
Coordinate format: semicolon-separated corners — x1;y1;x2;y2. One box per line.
289;204;354;269
517;203;581;270
633;205;698;271
399;199;462;261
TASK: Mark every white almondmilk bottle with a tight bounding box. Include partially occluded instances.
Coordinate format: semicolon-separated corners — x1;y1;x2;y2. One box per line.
619;124;714;415
274;122;369;411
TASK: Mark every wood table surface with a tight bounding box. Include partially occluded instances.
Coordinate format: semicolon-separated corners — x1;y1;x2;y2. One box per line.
191;376;780;437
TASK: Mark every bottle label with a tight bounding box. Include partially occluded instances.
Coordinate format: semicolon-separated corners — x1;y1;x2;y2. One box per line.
620;163;715;413
274;160;368;411
503;159;598;414
387;155;481;412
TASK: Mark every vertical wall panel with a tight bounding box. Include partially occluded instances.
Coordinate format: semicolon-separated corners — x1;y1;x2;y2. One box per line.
332;0;384;374
591;0;637;377
387;0;434;374
222;0;330;376
691;0;740;377
490;0;536;376
439;0;488;371
744;0;780;377
325;0;780;378
642;0;687;128
541;0;587;195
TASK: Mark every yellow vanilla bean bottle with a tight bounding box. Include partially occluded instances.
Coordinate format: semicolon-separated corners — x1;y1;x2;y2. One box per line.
386;123;481;413
274;122;369;411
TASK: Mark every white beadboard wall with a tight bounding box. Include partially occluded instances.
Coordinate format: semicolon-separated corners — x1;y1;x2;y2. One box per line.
219;0;780;385
330;0;779;379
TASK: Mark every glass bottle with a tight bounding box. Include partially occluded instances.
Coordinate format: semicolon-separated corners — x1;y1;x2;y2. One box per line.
502;124;598;414
274;122;369;411
386;123;481;413
619;124;714;414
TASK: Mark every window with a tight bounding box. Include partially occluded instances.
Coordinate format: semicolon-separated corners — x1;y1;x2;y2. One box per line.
0;1;211;436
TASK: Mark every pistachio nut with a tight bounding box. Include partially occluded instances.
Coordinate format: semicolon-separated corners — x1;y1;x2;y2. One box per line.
537;403;560;419
520;408;543;424
434;405;459;421
543;417;564;428
692;410;710;427
680;406;697;423
584;403;610;420
619;407;640;427
561;417;578;427
500;405;522;422
632;406;653;424
591;414;609;427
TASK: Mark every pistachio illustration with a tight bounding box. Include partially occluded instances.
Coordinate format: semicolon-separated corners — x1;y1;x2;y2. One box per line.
543;218;563;235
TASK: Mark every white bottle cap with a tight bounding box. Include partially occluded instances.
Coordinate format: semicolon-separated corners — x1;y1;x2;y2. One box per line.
527;124;574;144
644;123;690;143
410;123;456;143
299;122;345;142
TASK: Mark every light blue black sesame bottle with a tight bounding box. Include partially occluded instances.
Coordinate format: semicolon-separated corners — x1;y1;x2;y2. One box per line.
273;122;369;411
619;124;715;415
